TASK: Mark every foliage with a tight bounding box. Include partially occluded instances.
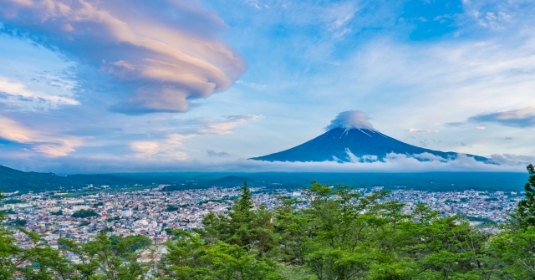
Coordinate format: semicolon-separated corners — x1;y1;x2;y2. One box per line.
1;199;26;204
79;221;91;227
516;164;535;228
12;218;27;227
109;235;152;253
160;230;282;280
57;233;151;279
100;227;114;233
0;209;16;215
72;209;99;218
106;216;121;222
50;209;63;216
166;205;179;211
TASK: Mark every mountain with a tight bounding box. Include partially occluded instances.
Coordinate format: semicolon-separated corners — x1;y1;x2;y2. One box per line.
250;127;489;163
0;164;138;193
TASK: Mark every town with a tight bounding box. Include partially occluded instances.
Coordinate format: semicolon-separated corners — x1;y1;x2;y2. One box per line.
0;185;521;247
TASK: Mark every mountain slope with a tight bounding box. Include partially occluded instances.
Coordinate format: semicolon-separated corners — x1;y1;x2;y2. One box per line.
0;165;137;193
250;127;489;163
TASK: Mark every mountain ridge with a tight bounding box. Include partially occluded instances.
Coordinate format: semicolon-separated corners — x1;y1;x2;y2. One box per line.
0;164;137;193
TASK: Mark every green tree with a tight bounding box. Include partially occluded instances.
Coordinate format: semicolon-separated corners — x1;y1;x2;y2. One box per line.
202;181;277;255
484;163;535;278
516;164;535;228
226;181;256;247
272;197;309;265
160;230;282;280
58;233;149;279
166;205;179;211
15;228;74;280
72;209;99;218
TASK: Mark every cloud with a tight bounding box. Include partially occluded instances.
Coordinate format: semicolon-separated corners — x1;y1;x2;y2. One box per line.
2;151;527;173
235;80;267;90
0;76;78;107
207;150;231;157
489;154;535;166
130;134;190;160
0;115;82;156
198;115;263;135
125;115;261;160
444;122;466;127
0;0;246;114
326;2;356;39
408;128;438;133
326;110;375;130
467;107;535;128
462;0;516;30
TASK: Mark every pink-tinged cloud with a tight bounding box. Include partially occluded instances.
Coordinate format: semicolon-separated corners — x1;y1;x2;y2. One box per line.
0;115;83;157
0;0;246;114
468;106;535;128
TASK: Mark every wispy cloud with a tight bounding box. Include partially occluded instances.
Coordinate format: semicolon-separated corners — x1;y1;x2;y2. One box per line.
0;0;246;114
0;76;78;107
198;115;263;135
468;107;535;128
408;128;438;133
235;80;267;90
130;134;190;160
462;0;517;30
125;115;261;160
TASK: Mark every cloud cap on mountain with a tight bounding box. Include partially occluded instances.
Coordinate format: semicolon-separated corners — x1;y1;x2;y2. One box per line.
326;110;375;131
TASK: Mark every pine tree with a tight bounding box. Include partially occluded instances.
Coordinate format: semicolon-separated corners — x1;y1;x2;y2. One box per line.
201;181;255;246
227;181;255;247
517;164;535;227
235;181;253;214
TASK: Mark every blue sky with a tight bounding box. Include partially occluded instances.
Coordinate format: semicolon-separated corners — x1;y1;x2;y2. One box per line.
0;0;534;172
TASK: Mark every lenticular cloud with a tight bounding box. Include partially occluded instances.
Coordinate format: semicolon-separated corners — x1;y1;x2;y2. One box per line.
0;0;246;114
326;110;375;130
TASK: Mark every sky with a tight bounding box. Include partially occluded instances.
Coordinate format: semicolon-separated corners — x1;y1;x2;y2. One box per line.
0;0;534;173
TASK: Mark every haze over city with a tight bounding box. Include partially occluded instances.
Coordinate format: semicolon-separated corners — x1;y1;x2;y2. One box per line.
0;0;534;172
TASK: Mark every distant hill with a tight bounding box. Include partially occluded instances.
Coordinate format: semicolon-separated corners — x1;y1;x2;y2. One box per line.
0;165;527;194
0;164;137;193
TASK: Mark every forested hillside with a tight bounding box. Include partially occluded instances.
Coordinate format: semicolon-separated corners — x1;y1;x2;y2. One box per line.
1;165;535;279
0;165;137;193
